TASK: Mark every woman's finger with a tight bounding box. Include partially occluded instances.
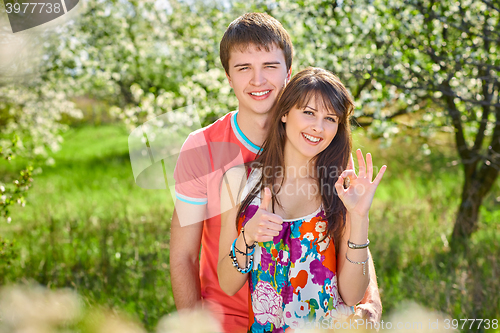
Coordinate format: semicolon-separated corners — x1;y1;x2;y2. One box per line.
262;211;283;225
256;223;280;241
258;228;279;238
341;169;358;181
334;175;345;199
257;235;274;243
372;165;387;187
366;153;373;181
260;187;272;211
261;218;283;231
356;149;367;177
347;152;355;171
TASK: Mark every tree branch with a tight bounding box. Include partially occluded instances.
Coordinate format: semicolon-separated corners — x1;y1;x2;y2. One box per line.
352;79;371;100
473;21;495;152
351;98;430;127
442;81;470;163
483;0;500;14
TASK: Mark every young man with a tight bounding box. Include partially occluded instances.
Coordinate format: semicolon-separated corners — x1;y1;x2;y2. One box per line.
170;13;382;333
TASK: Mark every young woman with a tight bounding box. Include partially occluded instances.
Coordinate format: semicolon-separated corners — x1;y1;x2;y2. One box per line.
218;67;386;332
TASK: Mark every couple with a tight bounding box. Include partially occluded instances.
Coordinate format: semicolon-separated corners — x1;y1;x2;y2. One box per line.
170;13;385;333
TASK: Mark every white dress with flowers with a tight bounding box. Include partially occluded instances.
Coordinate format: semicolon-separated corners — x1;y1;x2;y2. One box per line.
238;170;354;333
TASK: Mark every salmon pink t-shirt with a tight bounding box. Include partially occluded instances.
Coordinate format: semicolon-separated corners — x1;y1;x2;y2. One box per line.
174;111;260;333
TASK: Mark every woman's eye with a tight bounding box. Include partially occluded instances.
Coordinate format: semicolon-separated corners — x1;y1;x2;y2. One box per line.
326;117;337;122
303;111;313;115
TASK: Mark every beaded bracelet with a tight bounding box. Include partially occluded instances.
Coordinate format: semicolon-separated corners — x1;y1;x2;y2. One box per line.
230;238;253;274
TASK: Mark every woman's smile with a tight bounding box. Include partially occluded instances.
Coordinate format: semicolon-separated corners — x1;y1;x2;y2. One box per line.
301;132;323;145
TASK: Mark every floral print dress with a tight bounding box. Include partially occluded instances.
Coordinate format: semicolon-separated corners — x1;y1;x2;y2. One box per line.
239;169;354;332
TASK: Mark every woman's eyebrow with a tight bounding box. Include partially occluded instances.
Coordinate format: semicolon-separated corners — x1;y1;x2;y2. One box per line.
305;105;337;116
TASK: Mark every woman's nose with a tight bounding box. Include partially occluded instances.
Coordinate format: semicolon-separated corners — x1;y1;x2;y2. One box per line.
311;119;324;132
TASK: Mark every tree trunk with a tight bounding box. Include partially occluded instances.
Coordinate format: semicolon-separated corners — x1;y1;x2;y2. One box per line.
451;178;483;245
451;160;500;248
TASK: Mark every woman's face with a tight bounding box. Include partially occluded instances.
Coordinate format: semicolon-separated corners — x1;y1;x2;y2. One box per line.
281;95;339;162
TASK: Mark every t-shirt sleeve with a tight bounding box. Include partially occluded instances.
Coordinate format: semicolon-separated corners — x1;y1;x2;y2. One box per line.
173;131;211;205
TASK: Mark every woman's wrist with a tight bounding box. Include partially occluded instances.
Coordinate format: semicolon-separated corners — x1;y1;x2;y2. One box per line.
349;225;369;243
229;237;254;274
235;233;248;253
348;211;369;221
241;226;257;248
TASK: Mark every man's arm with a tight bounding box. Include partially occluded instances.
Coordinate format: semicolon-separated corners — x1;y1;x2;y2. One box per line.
169;203;204;310
355;250;382;323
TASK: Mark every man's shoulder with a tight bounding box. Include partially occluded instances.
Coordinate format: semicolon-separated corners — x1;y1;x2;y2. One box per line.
200;111;236;137
183;111;235;145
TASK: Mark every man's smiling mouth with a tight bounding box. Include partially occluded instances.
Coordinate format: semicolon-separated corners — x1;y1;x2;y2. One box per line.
250;90;270;96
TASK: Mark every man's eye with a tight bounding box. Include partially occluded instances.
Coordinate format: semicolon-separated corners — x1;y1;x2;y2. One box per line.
239;67;249;71
266;66;277;69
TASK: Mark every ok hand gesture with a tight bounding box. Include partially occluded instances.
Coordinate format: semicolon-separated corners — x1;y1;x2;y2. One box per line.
334;149;387;218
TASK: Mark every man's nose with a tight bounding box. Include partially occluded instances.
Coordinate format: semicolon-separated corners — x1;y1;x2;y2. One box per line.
250;69;266;86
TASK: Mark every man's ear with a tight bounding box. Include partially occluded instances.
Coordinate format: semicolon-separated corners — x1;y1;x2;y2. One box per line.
286;67;292;84
225;72;233;88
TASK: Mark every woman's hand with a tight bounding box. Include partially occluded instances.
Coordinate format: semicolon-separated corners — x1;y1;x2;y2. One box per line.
334;149;387;218
243;187;283;244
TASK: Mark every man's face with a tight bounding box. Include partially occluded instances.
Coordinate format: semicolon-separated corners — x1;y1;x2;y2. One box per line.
226;43;291;117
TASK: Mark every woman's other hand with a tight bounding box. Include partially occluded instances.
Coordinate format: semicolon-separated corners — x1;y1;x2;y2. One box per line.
334;149;386;218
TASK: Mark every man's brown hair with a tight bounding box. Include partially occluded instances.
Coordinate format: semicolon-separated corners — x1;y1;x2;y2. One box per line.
220;12;293;75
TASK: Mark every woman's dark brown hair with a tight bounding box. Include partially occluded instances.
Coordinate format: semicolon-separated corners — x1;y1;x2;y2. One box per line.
236;67;354;252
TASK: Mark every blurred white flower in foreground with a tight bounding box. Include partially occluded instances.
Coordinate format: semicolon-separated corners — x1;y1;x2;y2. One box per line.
156;307;221;333
0;285;81;333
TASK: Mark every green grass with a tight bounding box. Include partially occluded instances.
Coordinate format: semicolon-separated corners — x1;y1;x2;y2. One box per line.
0;125;499;332
0;125;175;331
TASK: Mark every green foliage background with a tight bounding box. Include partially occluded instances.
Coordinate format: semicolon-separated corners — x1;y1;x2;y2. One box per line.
0;0;499;332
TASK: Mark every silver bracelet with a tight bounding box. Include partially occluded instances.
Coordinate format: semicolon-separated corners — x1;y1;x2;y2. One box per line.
347;239;370;249
345;253;370;275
